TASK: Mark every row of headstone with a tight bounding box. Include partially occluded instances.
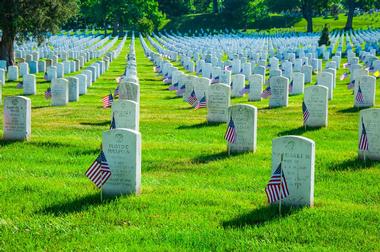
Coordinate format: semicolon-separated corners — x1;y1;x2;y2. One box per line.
102;33;141;197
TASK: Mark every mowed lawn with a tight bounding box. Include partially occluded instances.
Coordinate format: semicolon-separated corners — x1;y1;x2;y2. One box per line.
0;37;379;250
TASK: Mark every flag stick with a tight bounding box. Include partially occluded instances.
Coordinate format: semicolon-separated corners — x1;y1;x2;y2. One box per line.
364;150;367;167
100;188;103;202
279;153;284;217
228;144;231;156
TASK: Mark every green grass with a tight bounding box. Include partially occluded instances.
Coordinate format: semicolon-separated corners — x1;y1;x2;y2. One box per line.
0;37;380;250
162;12;380;33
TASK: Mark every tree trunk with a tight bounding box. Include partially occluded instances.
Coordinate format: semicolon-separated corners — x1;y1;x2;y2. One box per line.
213;0;218;14
112;19;118;36
345;0;355;30
118;20;124;36
301;0;313;33
306;15;313;33
104;21;108;36
0;32;16;66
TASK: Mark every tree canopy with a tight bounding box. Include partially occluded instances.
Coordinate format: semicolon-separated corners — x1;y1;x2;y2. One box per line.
0;0;78;65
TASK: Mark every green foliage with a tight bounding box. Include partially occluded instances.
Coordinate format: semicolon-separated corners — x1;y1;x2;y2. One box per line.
223;0;268;27
137;17;155;34
0;0;78;43
319;24;331;46
75;0;164;33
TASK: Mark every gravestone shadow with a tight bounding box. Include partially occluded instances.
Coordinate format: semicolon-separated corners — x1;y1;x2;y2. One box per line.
277;126;323;136
192;151;242;164
38;193;118;216
329;157;380;171
80;121;110;126
337;107;365;114
222;205;300;229
0;139;21;147
164;96;182;100
177;121;224;130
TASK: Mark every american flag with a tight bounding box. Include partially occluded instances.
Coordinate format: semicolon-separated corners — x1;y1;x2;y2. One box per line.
359;117;369;151
289;81;293;93
343;63;349;69
45;87;52;99
224;116;237;144
239;85;250;95
211;76;219;84
168;82;178;91
110;113;116;130
261;86;272;98
163;76;172;84
355;85;364;104
85;151;112;188
224;65;232;71
177;85;186;96
194;94;207;110
114;85;119;97
16;82;23;89
187;89;198;106
265;161;289;204
340;72;348;81
347;80;355;90
102;94;113;108
44;72;48;81
302;101;310;124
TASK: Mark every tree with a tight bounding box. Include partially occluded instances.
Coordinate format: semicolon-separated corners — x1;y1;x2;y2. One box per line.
213;0;218;13
267;0;329;32
0;0;78;66
223;0;268;28
343;0;374;30
318;24;331;46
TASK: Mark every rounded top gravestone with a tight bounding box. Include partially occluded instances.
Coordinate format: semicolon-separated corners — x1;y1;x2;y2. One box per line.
272;136;315;207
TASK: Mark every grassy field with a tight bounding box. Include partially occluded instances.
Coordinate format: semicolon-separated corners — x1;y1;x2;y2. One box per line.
162;13;380;33
0;36;380;250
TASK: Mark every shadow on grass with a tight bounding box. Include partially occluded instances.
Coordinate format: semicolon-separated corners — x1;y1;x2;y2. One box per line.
329;157;380;171
258;106;283;111
38;193;117;216
192;151;239;164
29;141;75;149
222;205;301;228
277;126;323;136
80;121;110;126
164;96;182;100
32;106;50;110
0;139;21;147
337;107;365;114
177;121;224;130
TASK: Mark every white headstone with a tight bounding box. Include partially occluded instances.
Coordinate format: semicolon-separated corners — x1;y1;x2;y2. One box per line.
3;96;31;140
227;104;257;153
111;100;139;131
354;75;376;108
207;83;231;123
270;76;289;108
304;86;328;127
317;72;333;100
68;77;79;102
51;78;69;106
102;129;141;196
23;74;36;95
248;74;263;102
358;109;380;160
231;74;245;97
7;66;19;81
272;136;315;207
